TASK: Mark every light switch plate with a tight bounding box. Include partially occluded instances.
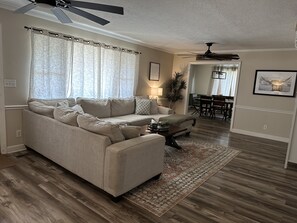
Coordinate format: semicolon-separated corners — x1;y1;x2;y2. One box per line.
4;79;16;88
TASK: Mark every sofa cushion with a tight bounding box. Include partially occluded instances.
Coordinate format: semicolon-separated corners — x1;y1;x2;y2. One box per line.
53;107;79;126
71;104;84;114
77;114;125;143
115;114;152;126
28;101;55;118
57;100;69;107
150;99;158;115
120;126;142;140
100;117;129;125
77;98;111;118
135;98;151;115
111;98;135;117
28;98;76;107
54;107;79;126
57;102;84;114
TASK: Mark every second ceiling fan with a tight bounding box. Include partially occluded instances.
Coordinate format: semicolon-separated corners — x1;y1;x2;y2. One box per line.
179;42;240;61
15;0;124;26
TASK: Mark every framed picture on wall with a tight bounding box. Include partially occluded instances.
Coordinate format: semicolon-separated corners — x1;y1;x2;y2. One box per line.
149;62;160;81
253;70;297;97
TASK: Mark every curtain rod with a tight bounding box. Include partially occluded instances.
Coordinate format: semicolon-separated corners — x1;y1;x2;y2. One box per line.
24;26;142;55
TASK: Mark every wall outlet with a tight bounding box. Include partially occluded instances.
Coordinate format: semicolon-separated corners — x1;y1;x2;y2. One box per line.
263;124;268;130
16;130;22;138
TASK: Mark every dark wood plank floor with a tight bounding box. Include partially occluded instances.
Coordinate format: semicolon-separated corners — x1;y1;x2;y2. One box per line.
1;117;297;223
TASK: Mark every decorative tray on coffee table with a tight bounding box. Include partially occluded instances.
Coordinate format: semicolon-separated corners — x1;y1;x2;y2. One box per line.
148;122;170;132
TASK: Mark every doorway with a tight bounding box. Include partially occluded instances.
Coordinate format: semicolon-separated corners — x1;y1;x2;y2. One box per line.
184;61;241;130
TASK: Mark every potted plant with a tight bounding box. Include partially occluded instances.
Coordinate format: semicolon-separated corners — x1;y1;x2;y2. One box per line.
166;72;187;109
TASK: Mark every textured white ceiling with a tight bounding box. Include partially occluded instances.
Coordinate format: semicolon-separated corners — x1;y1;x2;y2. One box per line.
1;0;297;53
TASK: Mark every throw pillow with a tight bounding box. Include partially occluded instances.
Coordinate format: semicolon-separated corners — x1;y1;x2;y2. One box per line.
135;98;151;115
71;104;84;114
28;101;55;118
120;126;142;139
53;107;79;126
77;114;125;143
57;100;69;107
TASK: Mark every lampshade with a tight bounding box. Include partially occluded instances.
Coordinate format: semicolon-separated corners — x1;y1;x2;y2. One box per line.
151;87;163;96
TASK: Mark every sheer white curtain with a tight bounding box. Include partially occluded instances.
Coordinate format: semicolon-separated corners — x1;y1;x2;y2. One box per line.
69;42;101;98
211;66;238;96
30;31;139;99
100;49;138;98
30;32;72;98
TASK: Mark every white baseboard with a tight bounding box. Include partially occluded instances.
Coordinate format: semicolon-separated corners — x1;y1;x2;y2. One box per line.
6;144;26;154
231;128;289;143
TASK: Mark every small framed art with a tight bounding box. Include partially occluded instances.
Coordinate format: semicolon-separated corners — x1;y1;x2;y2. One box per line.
149;62;160;81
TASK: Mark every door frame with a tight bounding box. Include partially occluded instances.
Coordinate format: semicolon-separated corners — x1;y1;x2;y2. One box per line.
0;24;7;154
183;60;242;130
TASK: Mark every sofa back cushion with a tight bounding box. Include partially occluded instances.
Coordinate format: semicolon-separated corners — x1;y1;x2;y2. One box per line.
28;98;76;107
111;98;135;117
53;107;79;126
150;99;158;115
77;114;125;143
120;126;142;140
76;98;111;118
28;101;55;118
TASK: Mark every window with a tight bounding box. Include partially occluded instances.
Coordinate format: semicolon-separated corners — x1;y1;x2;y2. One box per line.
29;31;139;99
211;66;238;96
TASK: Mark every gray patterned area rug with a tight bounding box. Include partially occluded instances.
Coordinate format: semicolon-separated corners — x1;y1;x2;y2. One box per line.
123;137;240;217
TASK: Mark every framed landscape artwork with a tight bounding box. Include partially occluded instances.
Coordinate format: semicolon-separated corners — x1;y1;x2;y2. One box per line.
149;62;160;81
253;70;297;97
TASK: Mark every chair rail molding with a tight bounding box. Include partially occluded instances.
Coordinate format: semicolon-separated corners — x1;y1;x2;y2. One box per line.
235;105;294;115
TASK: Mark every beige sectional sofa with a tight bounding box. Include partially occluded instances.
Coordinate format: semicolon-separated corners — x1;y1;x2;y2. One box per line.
23;97;166;200
23;97;195;200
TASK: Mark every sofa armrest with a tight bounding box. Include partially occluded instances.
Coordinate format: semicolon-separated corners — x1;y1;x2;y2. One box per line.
158;106;174;114
103;134;165;197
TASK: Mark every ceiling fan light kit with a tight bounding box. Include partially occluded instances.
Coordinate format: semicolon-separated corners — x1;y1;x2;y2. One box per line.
15;0;124;26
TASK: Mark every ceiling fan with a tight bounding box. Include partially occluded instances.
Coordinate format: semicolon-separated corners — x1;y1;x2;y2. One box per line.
178;42;240;61
15;0;124;26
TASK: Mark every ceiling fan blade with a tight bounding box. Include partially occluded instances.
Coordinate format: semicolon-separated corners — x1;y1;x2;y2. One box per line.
177;54;194;56
70;1;124;15
66;6;110;25
214;55;240;60
51;7;72;23
15;2;37;14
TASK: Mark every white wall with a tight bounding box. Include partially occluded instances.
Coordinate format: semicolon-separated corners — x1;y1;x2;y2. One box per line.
192;65;213;95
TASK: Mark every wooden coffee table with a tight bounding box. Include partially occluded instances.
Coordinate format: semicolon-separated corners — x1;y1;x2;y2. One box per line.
149;125;186;149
